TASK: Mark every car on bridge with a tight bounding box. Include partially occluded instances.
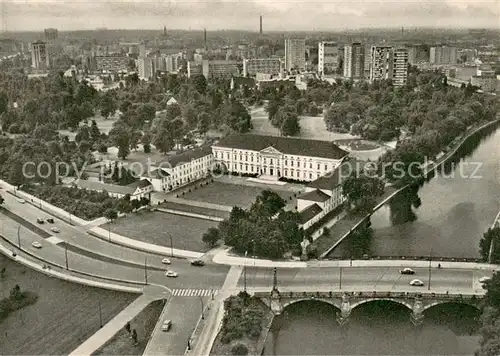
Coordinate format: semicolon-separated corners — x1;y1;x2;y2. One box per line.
36;218;44;224
191;260;205;267
50;227;60;233
409;279;424;287
31;241;42;249
161;258;171;265
161;320;172;331
400;268;415;275
165;271;178;278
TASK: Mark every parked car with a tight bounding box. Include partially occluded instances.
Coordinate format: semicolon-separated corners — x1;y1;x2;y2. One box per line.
46;218;55;223
16;198;25;204
191;260;205;267
50;227;60;233
161;258;171;265
400;268;415;275
161;320;172;331
36;218;44;224
165;271;178;278
31;241;42;249
409;279;424;287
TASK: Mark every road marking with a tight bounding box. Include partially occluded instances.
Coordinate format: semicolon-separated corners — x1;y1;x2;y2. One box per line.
171;289;219;297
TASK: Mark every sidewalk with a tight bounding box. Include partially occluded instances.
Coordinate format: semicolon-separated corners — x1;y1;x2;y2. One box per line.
88;226;204;259
189;266;243;356
69;289;168;356
0;238;143;293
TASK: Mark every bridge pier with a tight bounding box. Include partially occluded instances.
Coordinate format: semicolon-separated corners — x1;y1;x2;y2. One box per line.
410;297;424;326
336;294;351;326
270;289;283;315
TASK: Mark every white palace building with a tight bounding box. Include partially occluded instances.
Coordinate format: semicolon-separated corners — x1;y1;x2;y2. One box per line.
212;134;349;182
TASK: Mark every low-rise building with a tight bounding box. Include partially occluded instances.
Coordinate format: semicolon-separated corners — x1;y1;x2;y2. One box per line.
73;179;153;200
242;58;282;77
142;146;213;192
96;54;128;72
212;134;348;182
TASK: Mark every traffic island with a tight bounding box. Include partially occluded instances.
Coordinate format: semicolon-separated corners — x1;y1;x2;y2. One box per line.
92;299;165;356
209;292;274;356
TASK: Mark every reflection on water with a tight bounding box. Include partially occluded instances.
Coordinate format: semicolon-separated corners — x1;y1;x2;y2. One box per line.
332;124;500;259
264;301;481;356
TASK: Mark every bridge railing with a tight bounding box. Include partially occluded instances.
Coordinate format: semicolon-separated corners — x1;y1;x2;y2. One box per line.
324;256;483;263
253;291;482;300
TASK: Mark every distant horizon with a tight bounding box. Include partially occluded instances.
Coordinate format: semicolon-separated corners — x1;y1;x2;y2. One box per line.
2;0;499;32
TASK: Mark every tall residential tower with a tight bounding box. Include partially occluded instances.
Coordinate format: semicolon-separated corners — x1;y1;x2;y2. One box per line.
343;42;364;79
284;38;306;72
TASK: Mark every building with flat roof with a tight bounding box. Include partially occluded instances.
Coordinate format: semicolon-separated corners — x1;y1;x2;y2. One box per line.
318;41;339;76
44;28;58;42
343;42;364;79
285;38;306;72
31;41;49;70
95;54;128;72
243;58;282;77
188;59;240;79
138;56;154;80
392;48;409;87
212;134;348;182
430;45;457;65
369;46;393;82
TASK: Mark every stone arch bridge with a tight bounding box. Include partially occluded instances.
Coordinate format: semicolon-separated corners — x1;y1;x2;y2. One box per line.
254;289;483;326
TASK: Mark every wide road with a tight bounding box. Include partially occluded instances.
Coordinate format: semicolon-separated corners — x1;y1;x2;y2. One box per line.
0;189;230;289
239;266;491;294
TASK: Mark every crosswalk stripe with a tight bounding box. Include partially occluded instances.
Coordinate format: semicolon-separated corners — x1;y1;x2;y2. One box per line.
172;289;219;297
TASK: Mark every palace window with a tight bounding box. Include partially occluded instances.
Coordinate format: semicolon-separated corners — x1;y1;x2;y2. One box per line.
270;159;273;165
317;163;320;170
324;164;328;171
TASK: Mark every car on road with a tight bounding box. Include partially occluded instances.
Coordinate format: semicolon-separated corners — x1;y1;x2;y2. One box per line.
46;218;55;223
479;276;491;284
16;198;25;204
165;271;178;278
50;227;60;233
36;218;44;224
161;258;171;265
191;260;205;267
31;241;42;249
161;319;172;331
400;268;415;275
409;279;424;287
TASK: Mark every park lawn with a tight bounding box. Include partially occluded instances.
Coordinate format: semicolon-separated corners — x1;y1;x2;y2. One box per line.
93;300;165;356
181;181;296;210
103;211;217;252
0;255;136;355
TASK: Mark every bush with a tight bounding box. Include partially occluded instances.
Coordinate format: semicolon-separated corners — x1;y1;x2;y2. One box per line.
231;343;248;355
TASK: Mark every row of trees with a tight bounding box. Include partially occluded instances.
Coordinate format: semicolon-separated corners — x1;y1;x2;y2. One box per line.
202;190;304;258
475;272;500;355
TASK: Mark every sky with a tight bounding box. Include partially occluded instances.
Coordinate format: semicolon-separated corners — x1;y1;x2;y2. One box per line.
1;0;499;32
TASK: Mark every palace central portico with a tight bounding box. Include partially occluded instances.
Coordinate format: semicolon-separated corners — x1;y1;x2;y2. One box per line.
212;134;349;182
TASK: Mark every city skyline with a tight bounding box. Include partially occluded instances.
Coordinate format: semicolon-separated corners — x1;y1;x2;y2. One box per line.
0;0;499;32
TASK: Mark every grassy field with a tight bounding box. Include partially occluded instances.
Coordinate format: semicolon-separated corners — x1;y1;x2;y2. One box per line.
93;299;165;356
102;211;217;252
159;201;231;220
0;255;136;355
181;182;297;210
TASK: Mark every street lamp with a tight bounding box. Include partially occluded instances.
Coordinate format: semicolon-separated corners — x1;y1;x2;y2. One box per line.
199;296;204;320
428;248;433;290
164;232;174;257
98;299;103;328
244;250;248;292
65;244;69;270
144;256;148;284
17;224;21;249
339;267;343;290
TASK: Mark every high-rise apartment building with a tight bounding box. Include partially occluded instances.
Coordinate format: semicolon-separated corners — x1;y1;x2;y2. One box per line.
188;60;239;79
243;58;282;77
31;41;50;70
284;38;306;72
138;56;154;80
369;46;393;82
318;41;339;76
430;45;457;65
343;42;365;79
392;48;409;87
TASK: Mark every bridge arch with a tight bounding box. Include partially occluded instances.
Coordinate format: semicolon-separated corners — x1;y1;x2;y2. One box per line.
282;298;341;311
350;298;413;312
422;300;481;313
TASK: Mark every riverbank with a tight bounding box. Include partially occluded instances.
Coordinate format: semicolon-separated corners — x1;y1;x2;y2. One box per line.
209;293;274;356
313;118;500;258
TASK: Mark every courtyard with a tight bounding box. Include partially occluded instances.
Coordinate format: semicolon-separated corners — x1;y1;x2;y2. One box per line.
180;181;297;210
102;211;218;253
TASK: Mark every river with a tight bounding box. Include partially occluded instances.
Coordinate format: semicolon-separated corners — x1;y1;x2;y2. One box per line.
266;125;500;355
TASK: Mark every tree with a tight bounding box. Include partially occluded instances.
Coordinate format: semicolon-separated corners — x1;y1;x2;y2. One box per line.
153;117;175;154
100;93;116;119
197;112;210;136
280;113;300;136
202;227;220;247
8;162;25;188
480;227;500;263
142;131;152;153
190;74;207;94
342;172;385;214
0;91;8;116
124;321;131;334
109;124;131;159
104;208;118;222
131;329;138;345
